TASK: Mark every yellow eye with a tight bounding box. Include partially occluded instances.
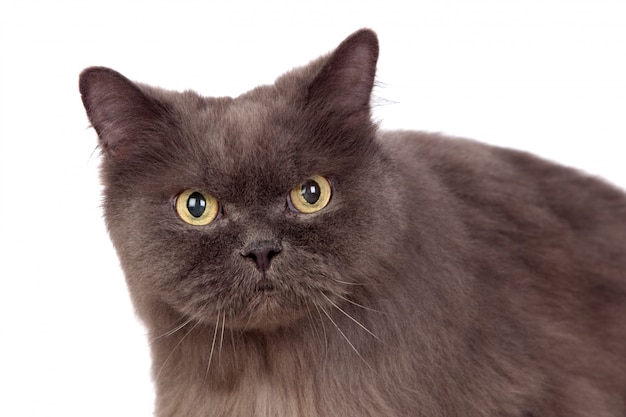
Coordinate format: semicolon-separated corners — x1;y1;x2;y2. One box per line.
288;175;332;214
175;190;219;225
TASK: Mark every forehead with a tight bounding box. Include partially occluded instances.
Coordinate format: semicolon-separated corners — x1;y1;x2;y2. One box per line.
177;95;304;202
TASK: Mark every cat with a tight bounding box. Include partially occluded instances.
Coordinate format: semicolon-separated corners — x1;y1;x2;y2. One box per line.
79;29;626;416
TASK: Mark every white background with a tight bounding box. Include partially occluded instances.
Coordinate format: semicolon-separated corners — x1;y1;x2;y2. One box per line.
1;1;624;416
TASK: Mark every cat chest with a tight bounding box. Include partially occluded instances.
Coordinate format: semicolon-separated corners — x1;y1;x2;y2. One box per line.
228;374;318;417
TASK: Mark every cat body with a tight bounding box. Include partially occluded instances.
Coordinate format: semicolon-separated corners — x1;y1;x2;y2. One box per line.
80;29;626;416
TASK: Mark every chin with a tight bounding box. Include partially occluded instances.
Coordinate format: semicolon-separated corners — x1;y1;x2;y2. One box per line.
245;296;310;331
178;291;311;333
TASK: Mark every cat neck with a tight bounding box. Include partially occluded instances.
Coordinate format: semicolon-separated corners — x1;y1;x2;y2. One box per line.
146;303;385;416
147;302;379;379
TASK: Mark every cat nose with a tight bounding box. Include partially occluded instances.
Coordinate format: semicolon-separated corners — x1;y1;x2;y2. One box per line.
241;240;282;272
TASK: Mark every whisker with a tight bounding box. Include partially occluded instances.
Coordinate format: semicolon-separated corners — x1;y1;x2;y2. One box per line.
319;306;375;372
321;293;382;342
313;303;329;357
230;324;238;367
329;277;363;286
240;306;256;335
149;316;194;344
334;293;387;315
155;319;201;383
305;301;324;352
305;301;318;338
218;311;226;360
204;312;221;381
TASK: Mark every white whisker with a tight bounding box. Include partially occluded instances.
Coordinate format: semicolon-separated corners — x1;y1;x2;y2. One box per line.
321;293;381;342
155;319;201;383
313;302;329;356
230;325;239;367
334;293;387;315
330;277;363;286
204;312;221;380
150;316;194;343
305;301;324;352
319;306;375;372
218;311;225;360
304;301;318;337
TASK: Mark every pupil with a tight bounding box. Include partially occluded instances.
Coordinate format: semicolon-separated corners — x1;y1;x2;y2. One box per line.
187;192;207;218
301;180;321;204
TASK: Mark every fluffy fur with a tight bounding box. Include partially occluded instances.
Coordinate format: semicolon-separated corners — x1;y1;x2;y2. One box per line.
80;29;626;416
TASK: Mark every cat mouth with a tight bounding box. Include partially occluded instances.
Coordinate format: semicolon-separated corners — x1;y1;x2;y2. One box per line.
235;276;312;329
254;277;276;293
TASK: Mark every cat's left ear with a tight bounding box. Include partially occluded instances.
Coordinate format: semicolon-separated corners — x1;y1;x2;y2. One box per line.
306;29;379;114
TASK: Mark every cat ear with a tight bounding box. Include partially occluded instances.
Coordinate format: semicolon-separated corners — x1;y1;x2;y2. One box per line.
306;29;379;113
79;67;171;158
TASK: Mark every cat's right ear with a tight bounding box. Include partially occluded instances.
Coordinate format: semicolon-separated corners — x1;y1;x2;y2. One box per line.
79;67;170;158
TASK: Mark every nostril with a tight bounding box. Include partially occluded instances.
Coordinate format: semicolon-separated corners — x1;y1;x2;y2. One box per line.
241;240;282;272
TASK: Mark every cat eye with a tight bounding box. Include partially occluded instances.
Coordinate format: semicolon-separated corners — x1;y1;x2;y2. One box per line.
175;189;220;225
288;175;332;214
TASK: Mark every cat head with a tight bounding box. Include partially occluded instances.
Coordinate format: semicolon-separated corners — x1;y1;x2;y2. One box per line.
80;29;402;330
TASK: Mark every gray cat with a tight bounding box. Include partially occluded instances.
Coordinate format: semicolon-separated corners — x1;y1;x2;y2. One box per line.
79;29;626;416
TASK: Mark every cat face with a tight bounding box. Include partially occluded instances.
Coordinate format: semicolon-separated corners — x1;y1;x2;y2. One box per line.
80;30;399;330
